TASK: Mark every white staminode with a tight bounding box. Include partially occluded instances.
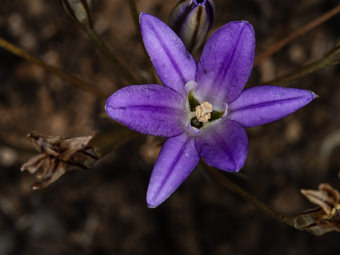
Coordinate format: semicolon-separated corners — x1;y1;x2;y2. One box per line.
195;101;213;122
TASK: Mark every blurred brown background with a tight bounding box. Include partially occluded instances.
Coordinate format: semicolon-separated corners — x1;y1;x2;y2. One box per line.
1;0;340;254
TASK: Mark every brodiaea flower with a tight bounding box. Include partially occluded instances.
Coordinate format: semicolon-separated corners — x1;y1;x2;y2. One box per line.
105;13;316;208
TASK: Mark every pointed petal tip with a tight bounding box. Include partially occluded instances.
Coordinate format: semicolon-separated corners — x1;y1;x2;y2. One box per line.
146;188;167;208
204;160;243;173
139;12;148;20
230;20;254;31
311;90;319;99
146;134;199;208
105;94;114;109
146;196;161;209
139;12;144;23
228;86;317;128
140;12;155;25
140;12;196;94
147;201;159;209
217;20;254;36
195;19;255;105
303;89;318;103
197;120;248;172
139;12;156;23
105;85;186;137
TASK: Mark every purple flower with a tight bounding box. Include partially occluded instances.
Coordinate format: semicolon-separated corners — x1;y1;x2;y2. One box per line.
105;13;316;208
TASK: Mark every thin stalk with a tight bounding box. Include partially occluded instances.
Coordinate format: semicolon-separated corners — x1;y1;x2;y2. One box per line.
254;4;340;65
263;57;328;85
127;0;158;83
89;128;139;158
127;0;140;34
263;44;340;85
203;164;296;227
84;26;137;84
0;37;107;99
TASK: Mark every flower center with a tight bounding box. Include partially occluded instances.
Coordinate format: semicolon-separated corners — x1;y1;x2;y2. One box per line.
187;92;224;129
195;102;212;122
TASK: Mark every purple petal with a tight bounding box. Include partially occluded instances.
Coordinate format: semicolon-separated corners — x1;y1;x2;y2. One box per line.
140;13;197;95
195;21;255;109
228;86;317;128
147;133;199;208
105;85;186;137
196;120;248;171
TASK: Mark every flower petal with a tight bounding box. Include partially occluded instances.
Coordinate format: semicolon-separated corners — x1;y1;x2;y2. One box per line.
105;85;186;137
196;120;248;171
228;86;317;128
147;133;199;208
195;21;255;109
140;13;197;95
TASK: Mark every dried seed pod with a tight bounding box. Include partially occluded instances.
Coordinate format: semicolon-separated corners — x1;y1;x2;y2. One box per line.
169;0;215;52
301;183;340;215
21;132;99;189
296;183;340;235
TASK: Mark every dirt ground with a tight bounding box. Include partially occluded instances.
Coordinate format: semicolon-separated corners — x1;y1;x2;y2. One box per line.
1;0;340;254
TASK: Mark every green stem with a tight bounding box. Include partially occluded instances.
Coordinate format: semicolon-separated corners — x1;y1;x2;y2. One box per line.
203;163;296;227
84;26;137;84
0;37;107;99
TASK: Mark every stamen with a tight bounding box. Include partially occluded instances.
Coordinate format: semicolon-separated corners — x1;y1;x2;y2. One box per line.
195;101;213;122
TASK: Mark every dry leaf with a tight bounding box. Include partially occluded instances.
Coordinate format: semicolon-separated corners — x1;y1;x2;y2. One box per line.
21;132;99;189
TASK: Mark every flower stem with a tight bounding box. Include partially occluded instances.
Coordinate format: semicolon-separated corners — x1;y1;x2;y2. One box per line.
264;56;328;85
84;26;137;84
203;164;296;227
127;0;140;34
263;42;340;85
254;4;340;65
127;0;158;83
0;37;107;99
89;128;139;158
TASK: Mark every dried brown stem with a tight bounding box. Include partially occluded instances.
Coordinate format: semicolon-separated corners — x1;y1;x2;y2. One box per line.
0;37;107;99
263;41;340;85
254;4;340;65
84;26;138;84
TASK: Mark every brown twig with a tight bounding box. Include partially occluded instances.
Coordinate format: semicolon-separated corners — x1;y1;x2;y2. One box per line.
263;41;340;85
263;56;328;85
254;4;340;65
84;26;138;84
203;163;296;227
127;0;140;34
0;37;107;99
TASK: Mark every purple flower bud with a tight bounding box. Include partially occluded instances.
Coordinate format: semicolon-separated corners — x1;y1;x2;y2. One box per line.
59;0;93;29
169;0;215;52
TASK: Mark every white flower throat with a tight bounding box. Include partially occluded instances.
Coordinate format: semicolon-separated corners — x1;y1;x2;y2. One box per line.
187;86;224;129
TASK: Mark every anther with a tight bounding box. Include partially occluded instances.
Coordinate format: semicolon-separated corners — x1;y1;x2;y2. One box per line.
195;101;213;122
